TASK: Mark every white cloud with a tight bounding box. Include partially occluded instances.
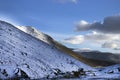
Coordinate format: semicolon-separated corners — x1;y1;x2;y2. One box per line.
64;31;120;44
64;31;120;50
102;42;119;49
84;32;120;50
64;35;84;44
114;48;120;50
84;31;120;42
71;0;78;4
73;48;91;52
75;20;91;31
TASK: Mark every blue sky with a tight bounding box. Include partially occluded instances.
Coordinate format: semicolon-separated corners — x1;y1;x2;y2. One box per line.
0;0;120;53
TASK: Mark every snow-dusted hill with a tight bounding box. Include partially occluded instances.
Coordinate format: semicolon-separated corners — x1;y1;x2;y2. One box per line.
15;26;55;45
0;21;96;79
16;26;108;67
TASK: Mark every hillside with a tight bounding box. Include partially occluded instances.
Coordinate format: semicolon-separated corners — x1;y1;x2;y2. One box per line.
16;26;118;67
73;49;120;66
0;20;96;79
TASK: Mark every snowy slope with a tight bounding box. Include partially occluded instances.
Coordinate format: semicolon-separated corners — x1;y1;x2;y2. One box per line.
15;26;54;45
0;21;96;79
101;64;120;74
16;26;107;67
89;64;120;79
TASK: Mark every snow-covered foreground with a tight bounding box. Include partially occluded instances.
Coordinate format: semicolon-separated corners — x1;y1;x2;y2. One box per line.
0;20;120;79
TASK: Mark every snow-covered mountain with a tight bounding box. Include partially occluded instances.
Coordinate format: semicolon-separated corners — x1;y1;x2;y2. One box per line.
15;26;109;67
0;20;96;79
1;20;120;79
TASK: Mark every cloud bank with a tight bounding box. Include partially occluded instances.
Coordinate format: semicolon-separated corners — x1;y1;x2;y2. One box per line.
76;15;120;34
63;35;84;44
84;31;120;42
102;42;118;49
64;15;120;51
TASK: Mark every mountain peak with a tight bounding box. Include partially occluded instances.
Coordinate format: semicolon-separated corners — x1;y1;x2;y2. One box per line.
16;26;54;45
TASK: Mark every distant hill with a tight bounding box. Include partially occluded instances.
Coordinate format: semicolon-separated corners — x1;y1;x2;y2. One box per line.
73;49;120;66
